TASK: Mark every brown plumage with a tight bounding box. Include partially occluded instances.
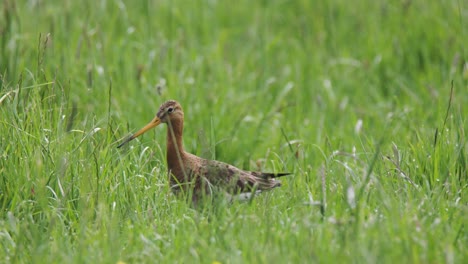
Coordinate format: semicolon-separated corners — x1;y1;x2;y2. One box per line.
117;100;291;202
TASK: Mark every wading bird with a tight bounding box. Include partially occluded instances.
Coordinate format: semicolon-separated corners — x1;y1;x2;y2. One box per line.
117;100;290;203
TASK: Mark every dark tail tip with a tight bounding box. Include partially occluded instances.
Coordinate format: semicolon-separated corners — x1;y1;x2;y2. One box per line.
261;172;292;179
271;172;292;178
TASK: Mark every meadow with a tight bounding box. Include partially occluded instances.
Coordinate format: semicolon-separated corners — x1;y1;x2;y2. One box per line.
1;0;467;263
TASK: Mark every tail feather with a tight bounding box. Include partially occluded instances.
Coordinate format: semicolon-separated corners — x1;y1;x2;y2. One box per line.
260;172;292;179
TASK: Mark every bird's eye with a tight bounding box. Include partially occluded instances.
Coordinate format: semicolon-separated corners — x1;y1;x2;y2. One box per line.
167;107;174;113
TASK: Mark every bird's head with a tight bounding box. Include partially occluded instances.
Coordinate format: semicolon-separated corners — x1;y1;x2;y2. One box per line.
156;100;184;124
117;100;183;148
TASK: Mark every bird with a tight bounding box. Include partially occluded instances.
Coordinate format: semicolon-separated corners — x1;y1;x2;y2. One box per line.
117;100;291;203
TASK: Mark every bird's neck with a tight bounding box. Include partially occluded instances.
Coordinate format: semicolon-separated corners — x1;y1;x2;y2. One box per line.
166;119;185;172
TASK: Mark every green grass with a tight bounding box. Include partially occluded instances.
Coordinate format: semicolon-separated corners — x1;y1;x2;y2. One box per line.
1;0;467;263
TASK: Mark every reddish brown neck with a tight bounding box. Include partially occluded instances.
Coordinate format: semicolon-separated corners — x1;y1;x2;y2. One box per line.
166;118;185;173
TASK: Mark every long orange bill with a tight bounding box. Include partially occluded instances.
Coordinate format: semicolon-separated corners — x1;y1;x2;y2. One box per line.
117;116;161;148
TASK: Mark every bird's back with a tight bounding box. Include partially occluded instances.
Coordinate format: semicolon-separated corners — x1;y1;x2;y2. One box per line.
170;153;284;195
